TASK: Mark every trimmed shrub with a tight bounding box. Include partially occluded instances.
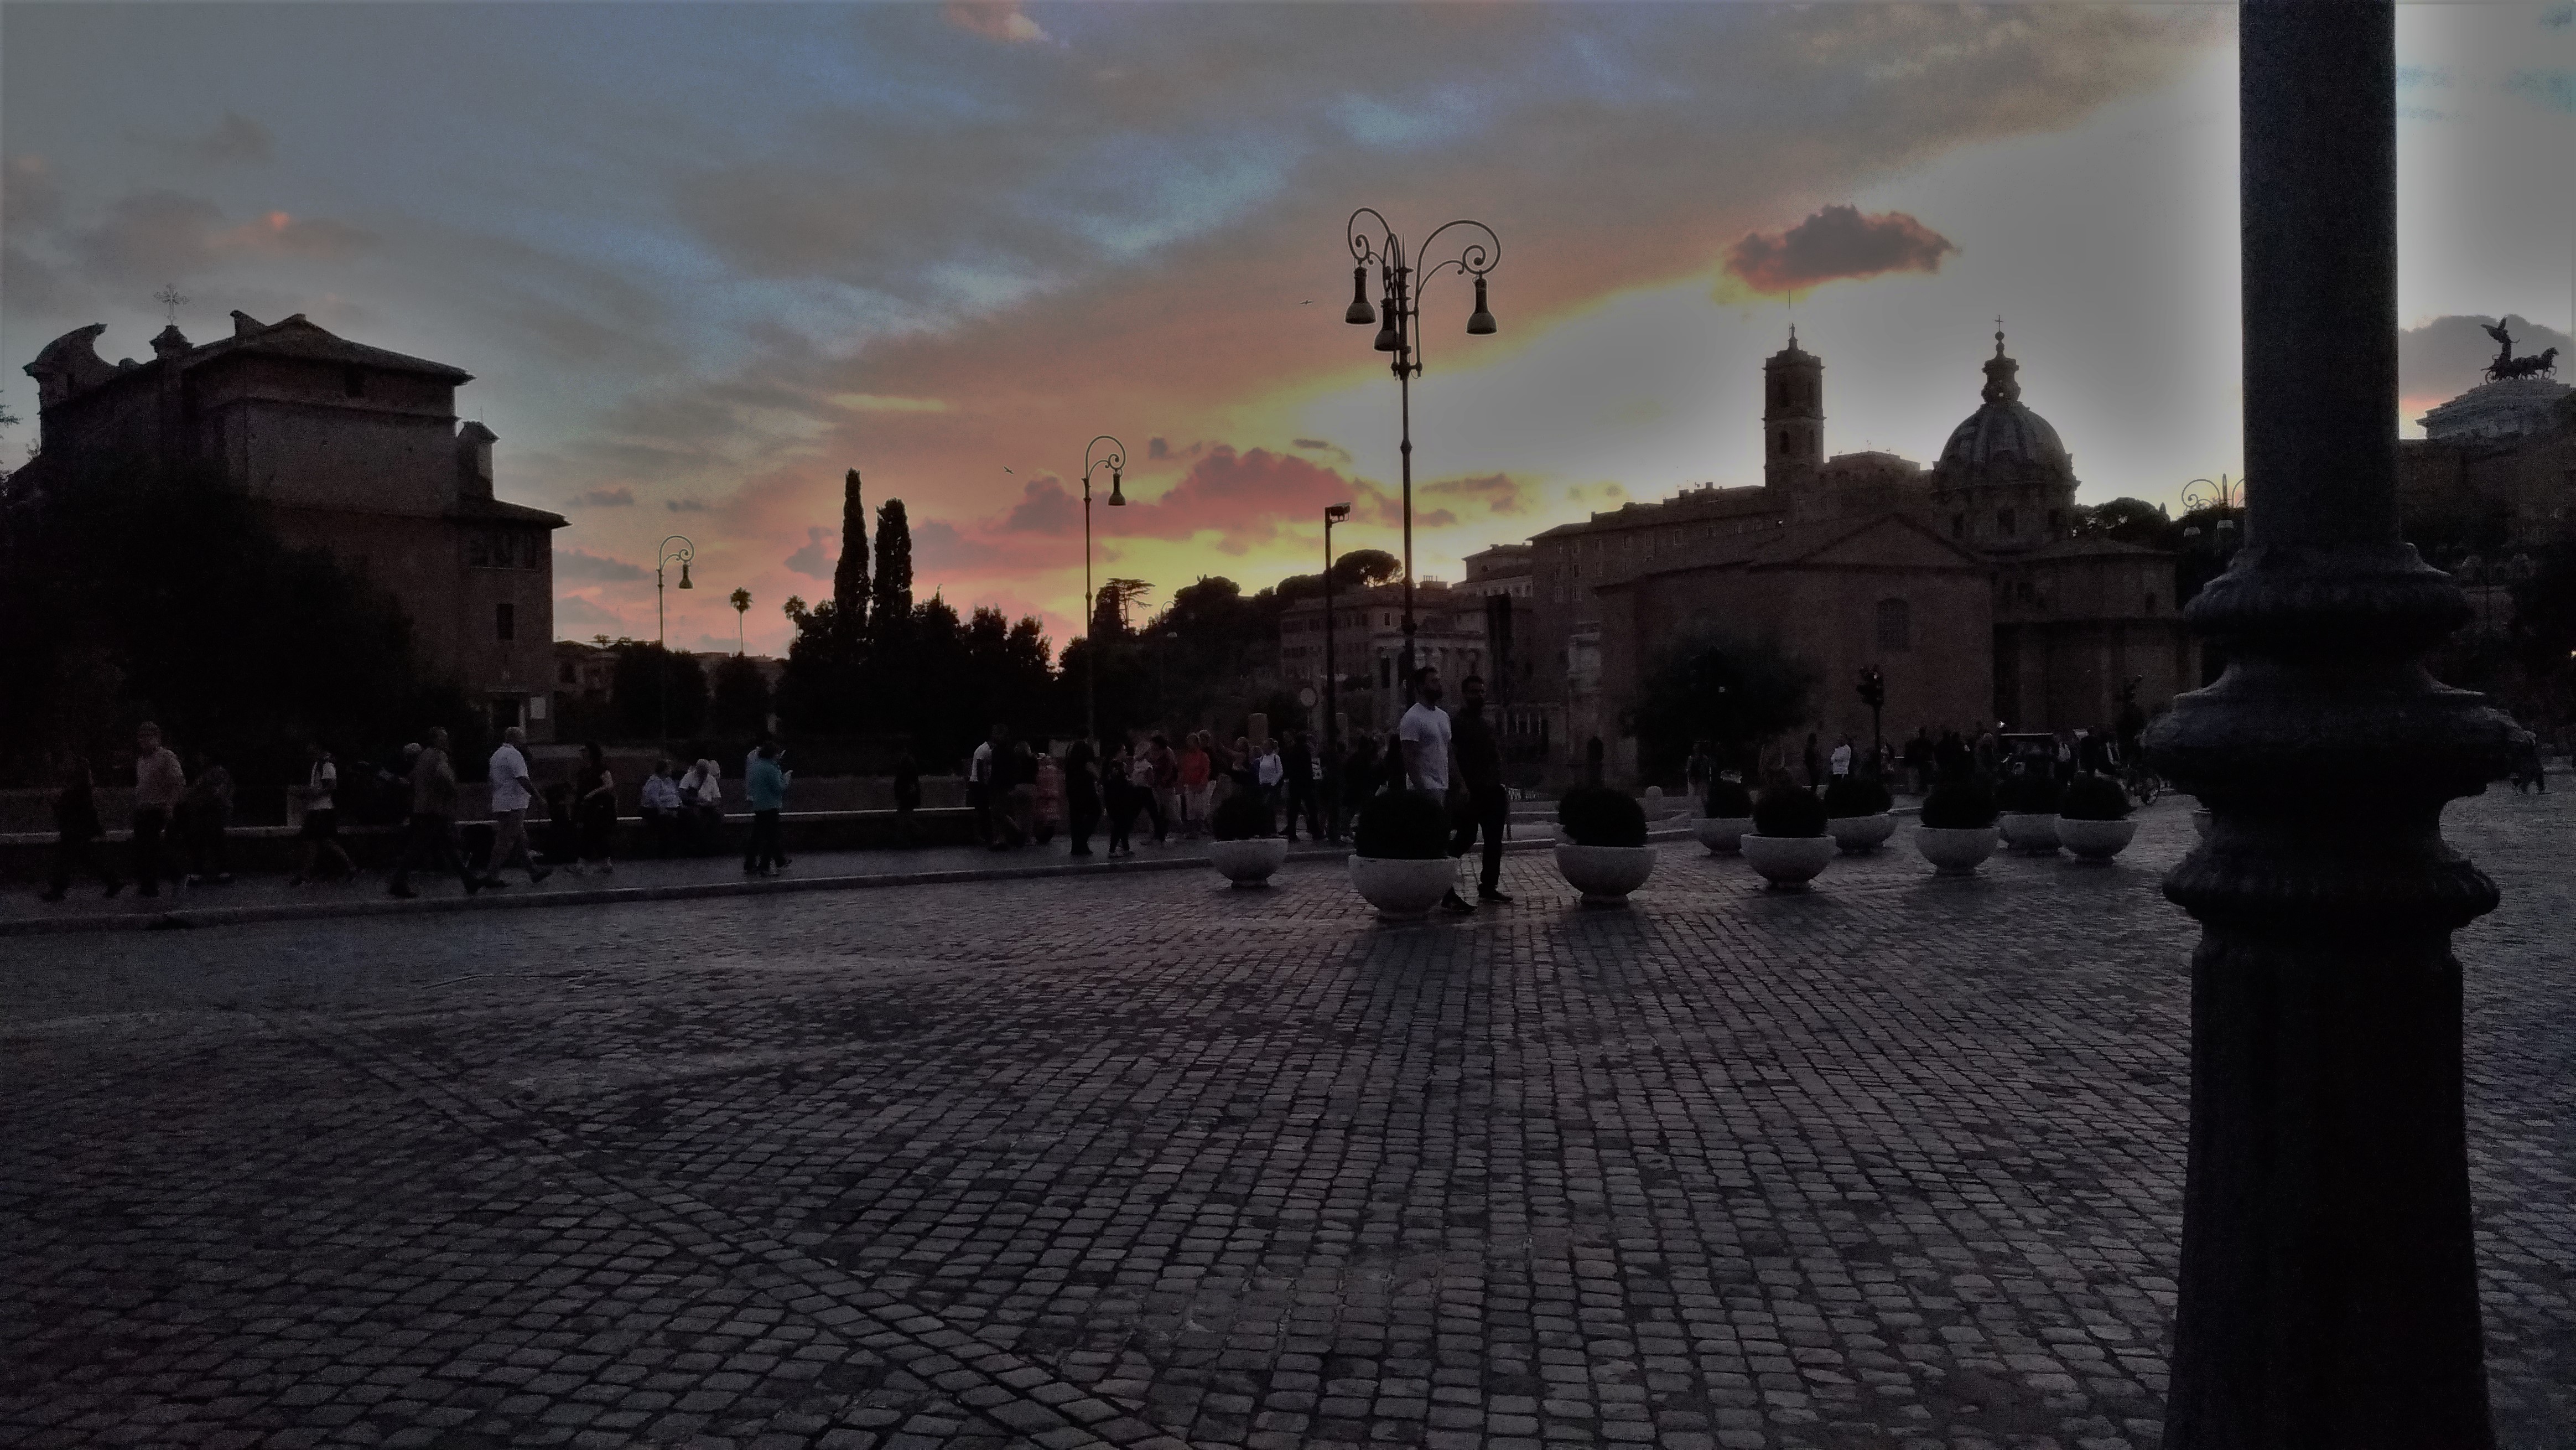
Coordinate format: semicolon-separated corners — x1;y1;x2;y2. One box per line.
1821;775;1892;816
1921;778;1999;829
1211;791;1275;841
1998;771;2063;814
1702;776;1754;817
1751;784;1829;838
1558;785;1648;848
1352;789;1452;859
2058;773;2133;821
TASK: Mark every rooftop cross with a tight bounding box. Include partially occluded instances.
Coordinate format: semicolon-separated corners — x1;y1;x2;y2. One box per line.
153;284;189;325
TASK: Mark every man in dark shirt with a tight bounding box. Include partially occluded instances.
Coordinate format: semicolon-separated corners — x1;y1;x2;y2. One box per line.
1281;731;1317;841
1449;674;1512;904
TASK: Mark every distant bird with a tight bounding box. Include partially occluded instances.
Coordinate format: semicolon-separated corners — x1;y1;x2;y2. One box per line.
1004;467;1014;474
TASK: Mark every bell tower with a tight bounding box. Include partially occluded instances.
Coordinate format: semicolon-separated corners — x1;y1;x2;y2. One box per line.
1763;327;1824;494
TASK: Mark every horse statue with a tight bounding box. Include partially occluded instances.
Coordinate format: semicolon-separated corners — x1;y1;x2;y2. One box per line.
2487;346;2559;382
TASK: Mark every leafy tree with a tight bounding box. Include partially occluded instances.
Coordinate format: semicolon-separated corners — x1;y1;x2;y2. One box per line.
870;499;912;648
1331;548;1401;588
1625;629;1817;785
2071;498;2175;548
609;642;707;740
710;654;772;736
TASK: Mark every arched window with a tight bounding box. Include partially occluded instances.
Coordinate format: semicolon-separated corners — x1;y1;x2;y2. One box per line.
1876;598;1912;652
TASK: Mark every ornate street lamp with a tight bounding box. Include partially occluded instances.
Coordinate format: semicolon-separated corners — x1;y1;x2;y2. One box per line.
657;535;693;743
2143;6;2515;1442
1343;208;1500;687
1323;501;1352;771
1081;434;1127;742
2180;474;2244;514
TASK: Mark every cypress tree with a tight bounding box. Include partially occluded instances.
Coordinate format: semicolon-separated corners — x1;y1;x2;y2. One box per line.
871;499;912;639
832;468;869;637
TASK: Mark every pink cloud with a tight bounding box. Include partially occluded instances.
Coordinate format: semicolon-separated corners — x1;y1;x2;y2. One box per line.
941;1;1051;45
1724;204;1956;296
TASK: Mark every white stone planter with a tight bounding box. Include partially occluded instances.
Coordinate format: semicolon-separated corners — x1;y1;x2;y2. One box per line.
1208;837;1289;887
1348;855;1457;920
1741;833;1835;890
1827;812;1896;854
2057;817;2138;863
1554;843;1656;905
1694;816;1754;855
1999;812;2061;855
1915;824;2000;876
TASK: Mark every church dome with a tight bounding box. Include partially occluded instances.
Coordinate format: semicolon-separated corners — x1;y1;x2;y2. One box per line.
1938;328;2071;475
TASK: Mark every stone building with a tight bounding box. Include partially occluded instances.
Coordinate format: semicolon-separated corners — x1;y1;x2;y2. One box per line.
2397;374;2576;559
1275;579;1490;736
1502;327;2196;783
20;311;567;738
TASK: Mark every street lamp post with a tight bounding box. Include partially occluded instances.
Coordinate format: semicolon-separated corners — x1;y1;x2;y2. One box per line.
1082;436;1128;743
656;535;694;744
1323;501;1352;768
2142;6;2515;1442
1343;209;1500;687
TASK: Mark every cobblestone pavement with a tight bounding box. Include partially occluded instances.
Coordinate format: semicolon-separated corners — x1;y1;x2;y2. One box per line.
4;793;2569;1449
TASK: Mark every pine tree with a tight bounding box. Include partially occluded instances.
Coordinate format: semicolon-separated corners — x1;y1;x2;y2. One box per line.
832;469;869;638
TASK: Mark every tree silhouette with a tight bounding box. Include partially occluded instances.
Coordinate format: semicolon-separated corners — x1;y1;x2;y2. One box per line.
832;469;869;638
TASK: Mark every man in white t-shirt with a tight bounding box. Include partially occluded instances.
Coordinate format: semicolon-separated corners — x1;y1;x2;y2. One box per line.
1398;664;1473;914
482;727;549;886
1830;738;1853;780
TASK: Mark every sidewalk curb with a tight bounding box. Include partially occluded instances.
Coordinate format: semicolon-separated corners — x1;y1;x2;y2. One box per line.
1;827;1695;936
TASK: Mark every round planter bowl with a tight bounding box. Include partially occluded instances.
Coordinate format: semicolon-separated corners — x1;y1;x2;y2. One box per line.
1554;842;1656;905
1694;816;1754;855
1827;812;1896;854
2057;817;2138;863
1999;811;2061;855
1740;833;1836;890
1208;837;1289;887
1915;824;2000;876
1348;855;1458;920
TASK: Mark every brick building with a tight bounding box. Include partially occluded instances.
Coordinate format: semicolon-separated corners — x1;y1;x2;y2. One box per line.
21;311;566;738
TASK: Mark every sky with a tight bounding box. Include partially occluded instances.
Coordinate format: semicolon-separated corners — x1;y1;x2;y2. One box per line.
5;2;2571;659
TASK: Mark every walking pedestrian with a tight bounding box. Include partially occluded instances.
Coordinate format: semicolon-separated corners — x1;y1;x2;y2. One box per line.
968;726;1003;846
288;743;355;885
1177;733;1212;839
744;736;790;874
40;759;121;902
1399;665;1474;915
1255;737;1285;829
129;722;185;897
1342;734;1380;834
388;727;480;898
1803;732;1824;790
1685;740;1716;801
573;742;617;874
640;757;683;857
1829;737;1853;783
1281;731;1317;842
1065;737;1101;857
482;726;550;886
1007;739;1039;847
1146;733;1178;845
180;750;234;885
1449;674;1512;904
891;751;923;846
1104;742;1136;857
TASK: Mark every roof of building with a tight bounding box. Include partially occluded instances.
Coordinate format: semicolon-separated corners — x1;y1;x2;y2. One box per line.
1531;482;1779;540
1936;329;2071;475
2416;376;2573;444
2008;535;2172;562
452;495;569;529
24;312;472;409
1592;511;1985;589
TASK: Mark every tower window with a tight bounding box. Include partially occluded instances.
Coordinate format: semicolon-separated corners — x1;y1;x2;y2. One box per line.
1876;598;1913;651
343;366;365;398
495;602;516;642
1997;508;2016;535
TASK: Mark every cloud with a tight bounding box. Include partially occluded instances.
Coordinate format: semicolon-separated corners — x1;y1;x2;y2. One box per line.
137;112;273;167
2399;314;2574;412
1421;472;1531;516
68;190;373;283
999;478;1082;536
784;525;835;579
1147;437;1171;460
1723;205;1957;297
1291;438;1331;451
911;518;996;572
3;156;64;236
555;547;648;583
667;498;709;512
2505;70;2574;113
572;485;635;508
941;1;1051;45
553;594;632;638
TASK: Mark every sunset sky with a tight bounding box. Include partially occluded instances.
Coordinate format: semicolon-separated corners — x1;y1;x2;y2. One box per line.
6;2;2570;658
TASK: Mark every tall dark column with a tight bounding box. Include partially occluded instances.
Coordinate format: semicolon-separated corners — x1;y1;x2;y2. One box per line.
2144;5;2514;1446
